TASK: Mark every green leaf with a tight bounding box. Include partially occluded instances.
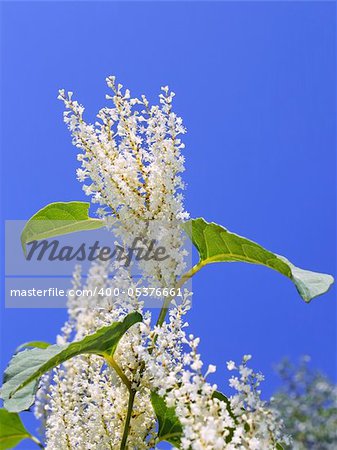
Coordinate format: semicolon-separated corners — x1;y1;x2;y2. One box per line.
1;312;142;413
276;443;285;450
151;392;183;448
185;218;334;302
0;408;31;449
16;341;51;351
21;201;104;255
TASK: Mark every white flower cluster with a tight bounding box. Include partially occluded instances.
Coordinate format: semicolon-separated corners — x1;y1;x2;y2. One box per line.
226;357;291;449
58;78;189;287
35;264;156;450
35;78;289;449
58;78;187;224
35;262;288;449
271;357;337;449
140;303;289;449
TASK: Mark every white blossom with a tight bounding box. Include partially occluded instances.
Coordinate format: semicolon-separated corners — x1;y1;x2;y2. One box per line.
34;78;291;449
58;77;189;287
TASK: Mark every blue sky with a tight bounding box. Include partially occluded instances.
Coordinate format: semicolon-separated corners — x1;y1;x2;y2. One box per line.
1;1;336;447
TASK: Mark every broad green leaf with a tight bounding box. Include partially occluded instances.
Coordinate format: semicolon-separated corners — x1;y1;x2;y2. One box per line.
185;218;334;302
276;444;284;450
0;408;31;449
151;392;183;448
21;201;104;255
1;312;142;413
16;341;51;351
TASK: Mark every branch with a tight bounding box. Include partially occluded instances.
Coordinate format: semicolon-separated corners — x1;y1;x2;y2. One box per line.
30;435;45;449
104;353;132;393
156;261;204;328
120;389;136;450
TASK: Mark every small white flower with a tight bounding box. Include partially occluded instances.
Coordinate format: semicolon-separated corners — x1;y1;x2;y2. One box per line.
227;360;236;371
205;364;216;378
243;354;252;363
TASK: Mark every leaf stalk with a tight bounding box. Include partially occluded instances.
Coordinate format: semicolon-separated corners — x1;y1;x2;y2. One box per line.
156;261;204;328
120;389;136;450
104;353;132;393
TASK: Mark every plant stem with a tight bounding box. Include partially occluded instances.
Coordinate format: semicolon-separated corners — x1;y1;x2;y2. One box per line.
104;354;132;393
30;435;45;449
156;261;204;328
120;389;136;450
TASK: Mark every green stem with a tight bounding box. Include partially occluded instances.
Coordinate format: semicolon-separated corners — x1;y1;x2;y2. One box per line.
156;261;204;328
120;389;136;450
104;353;132;393
30;435;44;449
